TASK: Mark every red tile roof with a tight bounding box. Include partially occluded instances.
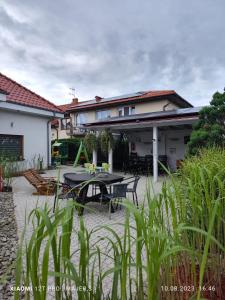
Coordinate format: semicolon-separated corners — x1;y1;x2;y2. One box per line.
0;72;62;113
58;103;72;112
0;88;8;95
68;90;192;111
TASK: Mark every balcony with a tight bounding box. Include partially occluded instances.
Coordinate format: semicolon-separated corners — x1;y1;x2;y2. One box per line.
66;125;87;136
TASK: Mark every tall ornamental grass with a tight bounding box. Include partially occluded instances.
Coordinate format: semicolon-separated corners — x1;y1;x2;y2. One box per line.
14;148;225;299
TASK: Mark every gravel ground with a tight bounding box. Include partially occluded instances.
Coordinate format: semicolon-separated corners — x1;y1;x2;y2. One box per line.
0;192;18;300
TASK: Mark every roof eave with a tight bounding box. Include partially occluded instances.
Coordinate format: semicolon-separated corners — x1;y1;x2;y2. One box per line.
82;107;201;128
169;93;193;108
81;115;199;131
6;100;63;115
0;101;64;118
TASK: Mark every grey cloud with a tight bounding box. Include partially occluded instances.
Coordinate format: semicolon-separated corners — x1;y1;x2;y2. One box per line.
0;0;225;105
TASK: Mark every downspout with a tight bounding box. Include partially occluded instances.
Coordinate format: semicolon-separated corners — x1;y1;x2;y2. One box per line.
47;112;56;168
56;127;59;140
163;101;170;111
47;120;51;168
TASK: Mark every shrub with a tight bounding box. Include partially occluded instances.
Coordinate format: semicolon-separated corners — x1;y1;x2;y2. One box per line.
84;133;98;153
99;130;114;154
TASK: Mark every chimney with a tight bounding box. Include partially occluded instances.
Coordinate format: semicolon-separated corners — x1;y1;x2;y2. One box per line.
71;97;78;105
95;96;102;102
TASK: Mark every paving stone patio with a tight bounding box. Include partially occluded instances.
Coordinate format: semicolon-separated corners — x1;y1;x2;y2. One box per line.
12;165;164;299
14;166;164;235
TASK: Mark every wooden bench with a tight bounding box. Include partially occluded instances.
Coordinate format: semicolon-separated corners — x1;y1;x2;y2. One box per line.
30;169;56;183
23;169;56;196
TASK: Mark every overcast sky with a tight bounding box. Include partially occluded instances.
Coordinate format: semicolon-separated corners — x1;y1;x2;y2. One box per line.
0;0;225;106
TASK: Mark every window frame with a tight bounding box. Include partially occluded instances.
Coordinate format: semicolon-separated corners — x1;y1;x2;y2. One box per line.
118;105;135;117
76;113;87;126
96;109;111;120
60;118;71;130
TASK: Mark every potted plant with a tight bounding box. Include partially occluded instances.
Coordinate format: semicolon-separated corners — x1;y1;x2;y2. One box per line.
84;133;97;153
99;130;114;154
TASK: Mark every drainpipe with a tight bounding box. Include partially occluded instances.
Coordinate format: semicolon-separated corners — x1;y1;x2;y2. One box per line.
47;120;51;168
47;112;56;168
163;101;170;111
56;127;59;140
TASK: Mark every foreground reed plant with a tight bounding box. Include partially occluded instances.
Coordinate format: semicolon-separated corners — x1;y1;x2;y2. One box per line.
160;147;225;299
14;147;225;299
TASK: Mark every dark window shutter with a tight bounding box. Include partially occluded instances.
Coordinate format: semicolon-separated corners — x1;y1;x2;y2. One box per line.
0;135;23;160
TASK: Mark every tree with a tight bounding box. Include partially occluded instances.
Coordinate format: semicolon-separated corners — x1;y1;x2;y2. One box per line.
188;90;225;155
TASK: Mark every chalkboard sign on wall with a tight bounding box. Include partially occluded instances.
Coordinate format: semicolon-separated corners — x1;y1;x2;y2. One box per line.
0;134;23;159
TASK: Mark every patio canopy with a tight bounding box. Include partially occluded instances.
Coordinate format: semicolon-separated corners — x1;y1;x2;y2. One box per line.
82;107;200;131
80;107;201;182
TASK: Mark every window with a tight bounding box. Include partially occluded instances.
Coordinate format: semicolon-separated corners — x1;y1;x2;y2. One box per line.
96;110;111;120
77;113;86;125
61;118;70;130
0;134;23;160
131;106;135;114
118;106;135;117
124;106;130;116
118;108;123;117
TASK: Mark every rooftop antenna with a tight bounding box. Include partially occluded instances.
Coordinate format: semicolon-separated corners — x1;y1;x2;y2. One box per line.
69;87;76;98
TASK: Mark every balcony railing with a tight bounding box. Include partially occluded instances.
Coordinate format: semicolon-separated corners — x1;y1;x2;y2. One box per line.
66;125;87;136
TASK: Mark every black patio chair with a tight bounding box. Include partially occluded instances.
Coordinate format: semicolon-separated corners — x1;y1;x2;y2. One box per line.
145;155;153;175
122;175;140;206
92;172;110;195
128;156;139;174
101;183;128;219
137;157;145;175
158;155;168;174
53;181;84;212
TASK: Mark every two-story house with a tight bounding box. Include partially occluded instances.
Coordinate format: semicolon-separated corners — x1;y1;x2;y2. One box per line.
68;90;191;127
64;90;200;180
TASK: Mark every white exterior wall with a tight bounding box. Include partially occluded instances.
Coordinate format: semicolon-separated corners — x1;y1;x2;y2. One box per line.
0;110;50;167
57;128;68;140
51;125;69;140
128;128;192;171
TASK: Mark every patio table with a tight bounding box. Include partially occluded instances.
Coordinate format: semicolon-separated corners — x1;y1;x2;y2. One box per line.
63;172;124;215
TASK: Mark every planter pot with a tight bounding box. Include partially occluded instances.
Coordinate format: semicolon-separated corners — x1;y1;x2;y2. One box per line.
2;186;13;192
